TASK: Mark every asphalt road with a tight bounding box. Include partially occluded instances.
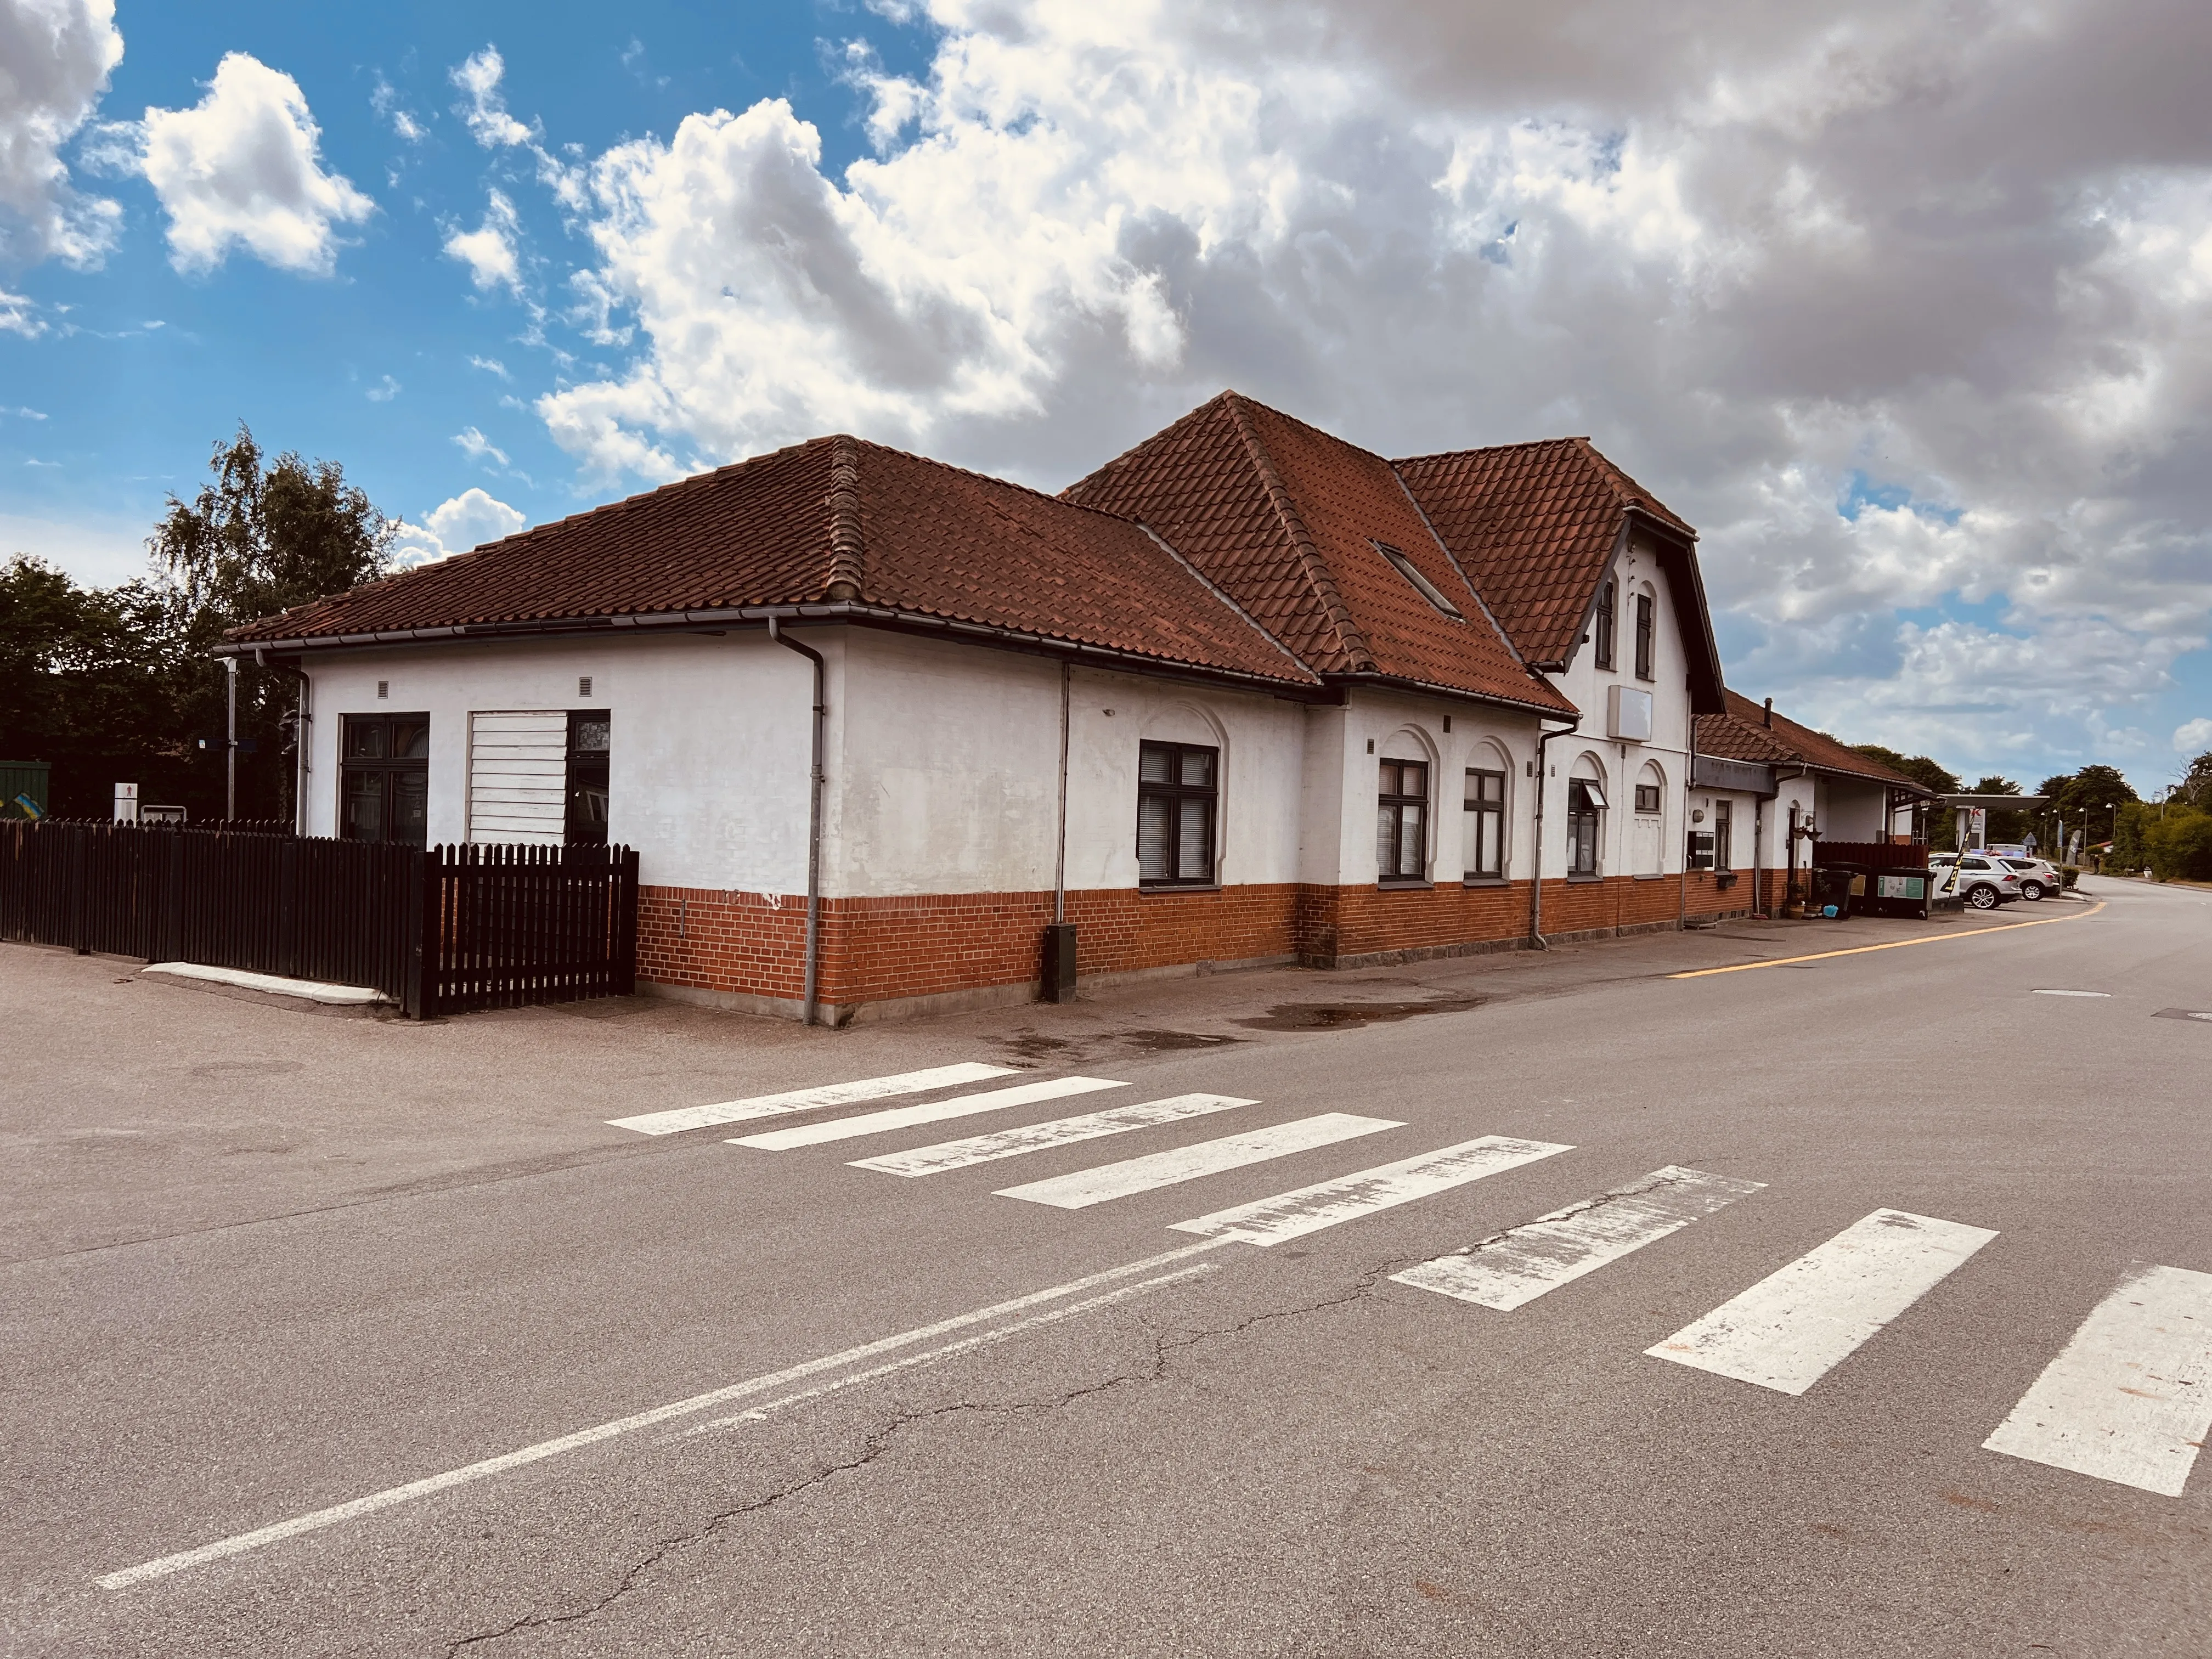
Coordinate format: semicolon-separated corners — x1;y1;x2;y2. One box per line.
4;879;2207;1657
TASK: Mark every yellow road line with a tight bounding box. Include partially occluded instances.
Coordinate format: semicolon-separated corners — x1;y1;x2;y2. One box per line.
1668;899;2107;979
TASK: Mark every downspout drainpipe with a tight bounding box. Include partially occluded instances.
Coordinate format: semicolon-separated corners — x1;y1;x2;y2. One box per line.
225;654;238;821
255;647;311;835
768;617;827;1027
1054;661;1070;927
1679;704;1694;928
1528;720;1578;950
1751;794;1764;918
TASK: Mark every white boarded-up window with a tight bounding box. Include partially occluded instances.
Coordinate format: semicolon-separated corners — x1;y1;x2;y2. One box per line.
469;712;567;843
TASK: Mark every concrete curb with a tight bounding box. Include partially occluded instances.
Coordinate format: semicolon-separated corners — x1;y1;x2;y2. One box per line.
143;962;392;1006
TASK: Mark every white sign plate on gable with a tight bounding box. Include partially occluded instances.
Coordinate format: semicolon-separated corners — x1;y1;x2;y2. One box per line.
1607;685;1654;742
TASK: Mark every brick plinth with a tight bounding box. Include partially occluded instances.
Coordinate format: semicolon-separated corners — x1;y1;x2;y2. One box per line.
639;871;1737;1020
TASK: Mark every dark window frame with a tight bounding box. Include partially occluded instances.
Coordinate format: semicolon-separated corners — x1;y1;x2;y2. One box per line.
1378;758;1430;882
1567;778;1605;876
566;709;611;846
340;712;431;848
1634;591;1656;681
1136;740;1218;887
1714;799;1733;871
1634;782;1662;814
1594;579;1616;670
1463;767;1505;879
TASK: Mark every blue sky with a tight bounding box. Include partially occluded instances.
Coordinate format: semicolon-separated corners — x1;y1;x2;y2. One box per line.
5;1;2208;794
1;2;927;577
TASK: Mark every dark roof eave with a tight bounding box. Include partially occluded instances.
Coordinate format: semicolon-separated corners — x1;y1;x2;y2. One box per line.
1621;506;1725;715
1319;669;1576;720
218;601;1328;698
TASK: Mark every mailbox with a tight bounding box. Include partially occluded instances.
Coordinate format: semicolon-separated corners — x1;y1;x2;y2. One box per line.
1686;831;1716;871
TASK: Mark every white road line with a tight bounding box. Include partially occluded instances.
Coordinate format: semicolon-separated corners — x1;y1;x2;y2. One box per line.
851;1094;1257;1176
1646;1208;1997;1396
995;1113;1401;1211
676;1263;1220;1438
1171;1135;1571;1246
607;1063;1018;1136
1982;1261;2212;1497
731;1076;1127;1150
1391;1166;1764;1308
2033;990;2111;998
95;1238;1231;1591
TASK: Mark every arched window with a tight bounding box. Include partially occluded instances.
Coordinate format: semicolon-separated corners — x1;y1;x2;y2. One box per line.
1567;756;1607;876
1632;761;1666;875
1462;742;1509;879
1378;729;1435;882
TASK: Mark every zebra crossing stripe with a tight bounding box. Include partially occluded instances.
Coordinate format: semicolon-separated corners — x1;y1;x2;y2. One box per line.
731;1076;1127;1151
1170;1135;1570;1246
851;1094;1257;1176
607;1063;1019;1136
1392;1166;1764;1308
1646;1208;1997;1395
1982;1261;2212;1497
995;1113;1401;1210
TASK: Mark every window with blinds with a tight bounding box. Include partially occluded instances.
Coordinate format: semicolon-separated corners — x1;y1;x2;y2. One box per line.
1136;741;1217;886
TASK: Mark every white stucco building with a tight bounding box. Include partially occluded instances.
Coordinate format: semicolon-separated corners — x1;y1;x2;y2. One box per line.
230;392;1928;1022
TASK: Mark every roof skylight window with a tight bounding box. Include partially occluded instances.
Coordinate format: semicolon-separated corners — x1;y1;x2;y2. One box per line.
1373;541;1465;619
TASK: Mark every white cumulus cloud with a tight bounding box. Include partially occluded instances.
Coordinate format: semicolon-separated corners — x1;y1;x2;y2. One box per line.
0;0;124;266
453;425;509;466
122;52;374;275
443;188;522;294
487;0;2212;785
2173;718;2212;754
0;285;43;335
390;487;527;566
451;47;535;149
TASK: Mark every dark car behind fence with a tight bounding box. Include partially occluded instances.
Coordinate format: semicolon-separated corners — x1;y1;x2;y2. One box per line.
0;820;637;1018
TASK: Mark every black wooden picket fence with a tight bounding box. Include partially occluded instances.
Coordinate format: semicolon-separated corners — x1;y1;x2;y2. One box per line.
0;820;637;1018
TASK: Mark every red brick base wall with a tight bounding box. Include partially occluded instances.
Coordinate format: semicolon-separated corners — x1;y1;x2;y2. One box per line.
638;869;1765;1019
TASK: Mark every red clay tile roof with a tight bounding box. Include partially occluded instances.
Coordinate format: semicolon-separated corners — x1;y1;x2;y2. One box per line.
1061;393;1574;715
227;437;1318;688
1696;689;1933;792
1393;437;1691;668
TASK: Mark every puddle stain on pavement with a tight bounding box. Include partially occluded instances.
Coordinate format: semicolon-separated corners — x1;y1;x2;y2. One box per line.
1233;997;1482;1032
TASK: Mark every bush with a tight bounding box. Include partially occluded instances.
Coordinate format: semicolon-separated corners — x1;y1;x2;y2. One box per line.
2144;809;2212;882
2058;865;2080;888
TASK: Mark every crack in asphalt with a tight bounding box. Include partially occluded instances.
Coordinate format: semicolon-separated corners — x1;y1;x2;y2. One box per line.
437;1255;1427;1654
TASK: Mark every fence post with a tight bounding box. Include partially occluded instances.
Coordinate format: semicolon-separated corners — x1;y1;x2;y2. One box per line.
278;836;301;979
614;847;639;996
162;831;184;963
69;827;89;955
402;847;428;1018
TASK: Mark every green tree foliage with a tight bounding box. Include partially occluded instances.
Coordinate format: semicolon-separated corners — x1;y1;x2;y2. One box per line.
150;424;394;638
2176;750;2212;808
4;424;393;819
145;424;394;820
2144;808;2212;881
1;557;199;814
1850;744;1960;795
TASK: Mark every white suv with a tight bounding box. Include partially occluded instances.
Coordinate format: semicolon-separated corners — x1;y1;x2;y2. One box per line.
1996;855;2062;900
1929;853;2025;910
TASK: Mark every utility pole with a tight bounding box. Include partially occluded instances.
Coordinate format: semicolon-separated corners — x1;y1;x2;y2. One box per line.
225;654;237;821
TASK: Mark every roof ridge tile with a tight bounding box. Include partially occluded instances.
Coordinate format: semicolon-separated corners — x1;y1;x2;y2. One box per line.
825;435;864;600
1223;391;1375;673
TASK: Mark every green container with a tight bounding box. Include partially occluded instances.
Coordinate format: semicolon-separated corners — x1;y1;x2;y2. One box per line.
1;760;50;820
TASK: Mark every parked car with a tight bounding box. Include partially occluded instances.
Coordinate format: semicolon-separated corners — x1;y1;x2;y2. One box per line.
1995;855;2063;900
1928;853;2025;910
